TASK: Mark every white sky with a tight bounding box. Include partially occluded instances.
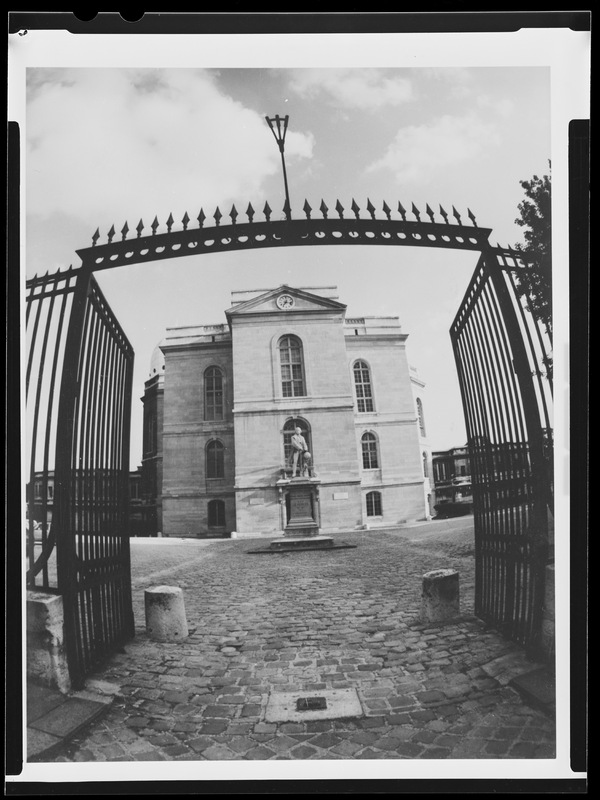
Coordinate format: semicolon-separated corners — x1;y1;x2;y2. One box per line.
8;22;590;789
21;60;556;462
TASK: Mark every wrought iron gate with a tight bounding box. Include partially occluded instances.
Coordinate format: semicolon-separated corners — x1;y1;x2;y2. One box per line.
450;246;553;654
26;268;134;687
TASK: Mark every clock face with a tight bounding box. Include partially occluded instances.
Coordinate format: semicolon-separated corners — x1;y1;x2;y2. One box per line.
277;294;295;309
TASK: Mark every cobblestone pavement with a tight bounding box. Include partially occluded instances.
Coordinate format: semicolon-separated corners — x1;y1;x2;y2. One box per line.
50;525;555;763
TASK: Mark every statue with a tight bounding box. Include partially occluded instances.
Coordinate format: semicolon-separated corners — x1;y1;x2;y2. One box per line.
290;427;308;477
301;451;314;478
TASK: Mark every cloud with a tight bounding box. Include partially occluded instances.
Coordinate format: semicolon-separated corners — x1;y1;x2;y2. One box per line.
288;68;414;111
365;113;501;184
26;68;314;231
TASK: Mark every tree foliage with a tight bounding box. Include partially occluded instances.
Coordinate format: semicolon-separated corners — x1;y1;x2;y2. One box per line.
513;165;552;338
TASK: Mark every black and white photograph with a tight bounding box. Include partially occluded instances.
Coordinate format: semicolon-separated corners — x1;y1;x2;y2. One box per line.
7;12;589;792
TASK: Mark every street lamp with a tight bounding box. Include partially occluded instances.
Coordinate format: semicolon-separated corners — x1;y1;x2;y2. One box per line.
265;114;291;221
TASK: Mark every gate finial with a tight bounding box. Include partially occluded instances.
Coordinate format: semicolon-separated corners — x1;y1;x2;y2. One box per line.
182;211;190;231
439;205;449;224
121;221;129;240
92;228;100;246
246;203;255;223
166;213;174;233
320;199;329;219
335;199;344;219
398;202;407;221
230;205;238;225
197;209;206;228
214;207;222;227
263;201;272;222
366;198;376;219
411;202;421;222
151;216;159;235
107;225;116;243
425;204;435;223
382;201;391;220
467;208;477;227
136;219;144;238
452;206;462;225
351;199;360;219
303;199;312;220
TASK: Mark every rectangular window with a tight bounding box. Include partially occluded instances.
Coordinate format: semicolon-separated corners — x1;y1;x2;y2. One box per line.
366;491;382;517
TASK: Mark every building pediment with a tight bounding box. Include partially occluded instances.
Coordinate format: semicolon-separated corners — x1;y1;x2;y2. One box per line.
225;285;347;321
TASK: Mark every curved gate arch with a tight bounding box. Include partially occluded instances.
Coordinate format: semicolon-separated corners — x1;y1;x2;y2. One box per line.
26;197;553;684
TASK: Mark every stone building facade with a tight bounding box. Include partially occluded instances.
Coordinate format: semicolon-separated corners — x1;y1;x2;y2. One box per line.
141;285;431;538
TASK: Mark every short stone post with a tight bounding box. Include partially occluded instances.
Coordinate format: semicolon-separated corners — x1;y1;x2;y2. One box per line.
421;569;460;623
27;591;71;694
145;585;189;642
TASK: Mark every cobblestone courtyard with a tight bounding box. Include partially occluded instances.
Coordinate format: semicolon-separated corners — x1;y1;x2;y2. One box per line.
49;520;555;763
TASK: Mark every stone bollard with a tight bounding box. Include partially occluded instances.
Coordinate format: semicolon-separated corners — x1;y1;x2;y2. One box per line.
145;585;189;642
421;569;460;623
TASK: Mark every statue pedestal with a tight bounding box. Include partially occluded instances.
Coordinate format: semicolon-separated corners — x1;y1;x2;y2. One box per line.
284;477;320;538
271;477;333;551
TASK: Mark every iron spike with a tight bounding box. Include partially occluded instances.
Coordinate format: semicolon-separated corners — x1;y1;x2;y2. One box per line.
151;216;159;235
230;204;238;225
351;199;360;219
439;205;449;224
411;203;421;222
214;207;222;226
397;202;407;221
282;198;291;220
303;199;312;220
136;219;144;238
182;211;190;231
166;213;174;233
382;201;391;220
121;221;129;240
366;198;376;219
107;225;116;243
263;201;272;222
320;199;329;219
246;202;255;223
425;204;435;223
452;206;462;225
467;208;477;227
335;199;344;219
92;228;100;246
197;209;206;228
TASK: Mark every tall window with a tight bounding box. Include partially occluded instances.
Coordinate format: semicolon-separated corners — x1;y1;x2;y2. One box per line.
361;432;379;470
366;491;382;517
279;335;306;397
423;452;429;477
353;360;374;412
416;398;426;436
208;499;226;527
283;418;311;466
206;439;225;479
205;366;224;420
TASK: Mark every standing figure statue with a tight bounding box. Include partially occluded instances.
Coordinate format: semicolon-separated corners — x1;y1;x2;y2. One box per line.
290;427;308;477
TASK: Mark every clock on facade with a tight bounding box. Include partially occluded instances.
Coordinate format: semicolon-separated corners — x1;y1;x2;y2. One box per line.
276;294;295;309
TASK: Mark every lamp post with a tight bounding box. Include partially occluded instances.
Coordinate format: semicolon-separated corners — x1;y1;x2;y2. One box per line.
265;114;291;221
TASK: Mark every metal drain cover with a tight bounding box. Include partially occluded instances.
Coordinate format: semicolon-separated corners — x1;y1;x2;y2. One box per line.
266;688;363;722
297;696;327;712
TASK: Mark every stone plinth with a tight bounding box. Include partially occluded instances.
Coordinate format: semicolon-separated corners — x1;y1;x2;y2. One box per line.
283;478;321;538
27;591;71;694
145;585;189;642
421;569;460;623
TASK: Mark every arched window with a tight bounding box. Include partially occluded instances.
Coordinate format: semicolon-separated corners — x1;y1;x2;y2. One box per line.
353;360;374;412
206;439;224;479
366;491;382;517
279;335;306;397
204;366;224;420
283;418;312;467
416;397;426;436
423;451;429;477
361;432;379;470
207;499;226;528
